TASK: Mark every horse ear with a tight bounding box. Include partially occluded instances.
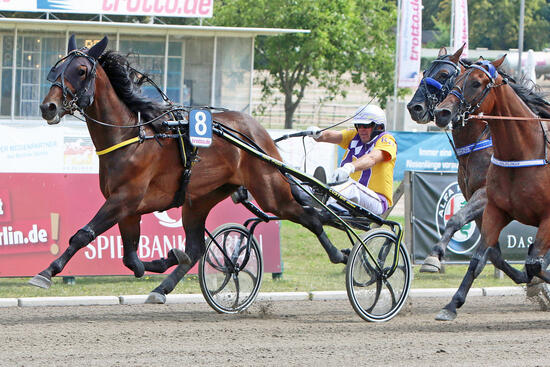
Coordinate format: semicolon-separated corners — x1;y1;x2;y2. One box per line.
88;36;108;59
438;47;447;57
492;55;506;69
68;34;77;53
449;44;465;64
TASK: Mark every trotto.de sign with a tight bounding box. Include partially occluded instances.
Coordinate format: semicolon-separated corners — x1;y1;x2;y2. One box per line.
0;0;214;18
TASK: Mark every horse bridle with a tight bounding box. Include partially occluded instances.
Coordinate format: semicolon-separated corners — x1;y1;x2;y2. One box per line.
420;57;461;117
448;60;506;127
47;49;98;113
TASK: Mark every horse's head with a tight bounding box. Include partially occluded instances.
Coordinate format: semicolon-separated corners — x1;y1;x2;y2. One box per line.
434;56;506;129
40;35;108;124
407;44;465;124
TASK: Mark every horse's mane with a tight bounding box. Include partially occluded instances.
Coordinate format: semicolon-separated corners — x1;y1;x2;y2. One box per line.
98;51;168;122
459;57;550;118
506;75;550;119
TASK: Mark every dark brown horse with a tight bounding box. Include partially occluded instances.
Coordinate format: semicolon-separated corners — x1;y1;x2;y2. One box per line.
407;46;490;274
35;35;346;303
434;56;550;320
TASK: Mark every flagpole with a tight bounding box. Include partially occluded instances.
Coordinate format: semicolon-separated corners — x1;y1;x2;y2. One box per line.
517;0;525;77
393;0;401;131
450;0;455;49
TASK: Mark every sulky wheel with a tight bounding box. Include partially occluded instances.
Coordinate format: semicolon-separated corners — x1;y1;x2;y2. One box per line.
199;223;263;314
346;228;411;322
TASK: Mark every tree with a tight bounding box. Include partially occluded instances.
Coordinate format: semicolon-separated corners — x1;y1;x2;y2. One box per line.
426;0;550;51
211;0;397;128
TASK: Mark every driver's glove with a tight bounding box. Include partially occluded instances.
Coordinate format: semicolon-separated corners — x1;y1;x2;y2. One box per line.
331;163;355;183
306;126;322;140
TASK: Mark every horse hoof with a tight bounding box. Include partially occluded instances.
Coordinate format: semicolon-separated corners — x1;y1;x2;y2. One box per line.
420;256;441;273
526;281;544;297
145;291;166;304
526;281;550;310
435;308;457;321
28;274;52;289
171;248;191;265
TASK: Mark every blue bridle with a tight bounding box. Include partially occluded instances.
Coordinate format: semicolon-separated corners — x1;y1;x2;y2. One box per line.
449;60;501;125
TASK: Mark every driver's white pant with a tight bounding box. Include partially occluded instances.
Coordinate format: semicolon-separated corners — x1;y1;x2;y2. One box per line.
327;179;385;215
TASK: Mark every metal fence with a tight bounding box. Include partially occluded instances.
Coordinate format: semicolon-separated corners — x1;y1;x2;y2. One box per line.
251;101;358;129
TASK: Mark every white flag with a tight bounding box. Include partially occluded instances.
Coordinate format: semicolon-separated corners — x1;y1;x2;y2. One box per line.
453;0;469;58
397;0;422;88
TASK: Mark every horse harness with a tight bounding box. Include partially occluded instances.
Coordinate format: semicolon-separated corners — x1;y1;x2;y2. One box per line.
420;57;494;173
420;56;461;116
47;48;199;208
47;49;98;112
451;60;550;168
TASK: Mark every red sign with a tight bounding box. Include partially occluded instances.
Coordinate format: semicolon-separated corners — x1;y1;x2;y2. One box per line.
0;173;281;276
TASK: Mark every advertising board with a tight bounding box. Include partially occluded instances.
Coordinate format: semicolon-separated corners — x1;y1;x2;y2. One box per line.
409;171;536;264
0;0;213;18
0;123;281;276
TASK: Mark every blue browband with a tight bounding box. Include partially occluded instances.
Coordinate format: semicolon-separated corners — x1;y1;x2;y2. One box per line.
455;138;493;156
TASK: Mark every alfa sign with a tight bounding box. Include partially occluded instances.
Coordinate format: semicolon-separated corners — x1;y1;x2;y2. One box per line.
409;171;536;263
435;181;481;255
0;0;213;18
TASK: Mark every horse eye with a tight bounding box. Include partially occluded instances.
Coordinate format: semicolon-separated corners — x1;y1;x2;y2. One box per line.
441;72;449;79
78;69;86;76
472;81;481;88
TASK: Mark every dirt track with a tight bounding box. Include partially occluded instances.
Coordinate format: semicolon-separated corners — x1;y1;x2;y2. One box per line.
0;295;549;366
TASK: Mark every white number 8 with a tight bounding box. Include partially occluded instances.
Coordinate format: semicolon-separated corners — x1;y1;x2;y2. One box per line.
194;111;207;136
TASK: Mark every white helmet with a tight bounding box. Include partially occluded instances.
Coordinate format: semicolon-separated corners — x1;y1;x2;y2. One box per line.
352;104;386;129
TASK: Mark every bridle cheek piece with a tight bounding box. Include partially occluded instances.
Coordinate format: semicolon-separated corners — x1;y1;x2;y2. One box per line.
46;49;98;114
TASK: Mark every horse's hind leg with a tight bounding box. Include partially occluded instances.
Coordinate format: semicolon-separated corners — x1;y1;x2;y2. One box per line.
29;195;137;288
252;178;346;264
141;248;191;273
438;243;528;321
525;221;550;283
277;201;346;264
421;187;486;273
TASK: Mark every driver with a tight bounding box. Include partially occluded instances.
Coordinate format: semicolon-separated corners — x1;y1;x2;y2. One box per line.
307;104;397;215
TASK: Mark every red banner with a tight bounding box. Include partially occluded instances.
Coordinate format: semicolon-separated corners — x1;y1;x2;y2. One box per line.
0;173;281;276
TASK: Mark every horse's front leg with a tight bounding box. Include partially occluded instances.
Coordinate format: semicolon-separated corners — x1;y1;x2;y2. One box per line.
146;218;206;304
436;202;509;321
145;188;230;304
117;215;146;278
118;215;191;277
28;195;135;289
421;187;487;273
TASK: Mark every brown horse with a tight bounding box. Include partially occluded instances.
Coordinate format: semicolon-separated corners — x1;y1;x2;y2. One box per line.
35;35;346;302
407;46;491;274
434;56;550;320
